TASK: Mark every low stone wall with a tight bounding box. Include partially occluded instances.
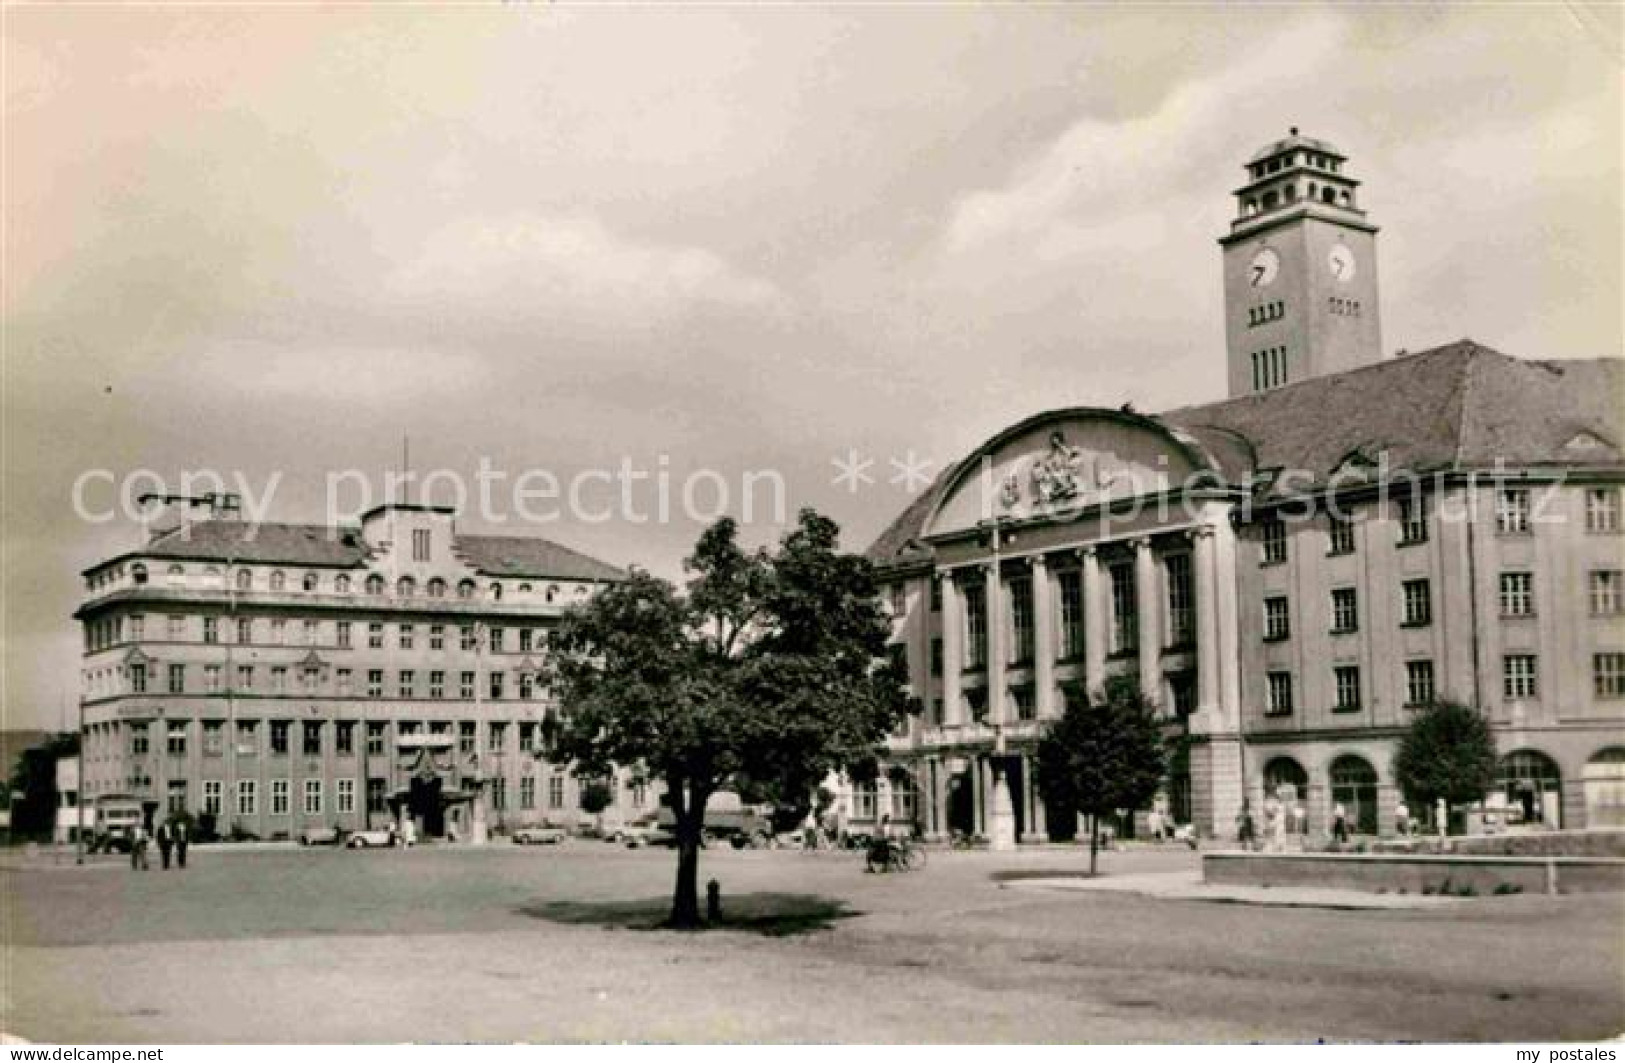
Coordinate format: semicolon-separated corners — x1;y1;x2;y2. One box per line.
1371;828;1625;859
1204;851;1625;895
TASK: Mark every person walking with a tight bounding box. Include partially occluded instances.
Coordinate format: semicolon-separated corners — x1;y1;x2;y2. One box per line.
1332;802;1350;844
156;819;174;870
1236;801;1257;849
130;824;150;871
1394;799;1411;839
173;815;190;868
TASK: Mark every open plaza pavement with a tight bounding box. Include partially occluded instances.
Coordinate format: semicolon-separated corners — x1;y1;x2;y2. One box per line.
3;840;1621;1044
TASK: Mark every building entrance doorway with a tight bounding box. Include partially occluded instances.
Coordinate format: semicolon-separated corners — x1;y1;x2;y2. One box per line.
408;775;445;838
946;767;975;837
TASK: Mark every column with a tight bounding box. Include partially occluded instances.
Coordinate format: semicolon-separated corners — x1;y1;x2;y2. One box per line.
985;562;1016;851
1031;554;1056;719
940;571;963;726
1080;546;1106;699
929;758;948;841
1192;527;1220;719
1133;538;1161;709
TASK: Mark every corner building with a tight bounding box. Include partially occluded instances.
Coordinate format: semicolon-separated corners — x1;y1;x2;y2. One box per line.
75;503;649;839
864;133;1625;842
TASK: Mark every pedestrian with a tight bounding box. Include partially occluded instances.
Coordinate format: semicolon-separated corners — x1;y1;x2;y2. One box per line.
1394;799;1411;839
1332;802;1349;844
173;815;190;868
1236;802;1257;849
130;824;150;871
1147;808;1164;843
156;820;174;870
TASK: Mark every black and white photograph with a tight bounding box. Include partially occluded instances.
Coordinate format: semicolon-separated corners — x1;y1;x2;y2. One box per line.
2;1;1622;1048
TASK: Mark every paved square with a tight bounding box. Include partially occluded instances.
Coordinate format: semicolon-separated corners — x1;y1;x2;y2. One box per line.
4;843;1621;1042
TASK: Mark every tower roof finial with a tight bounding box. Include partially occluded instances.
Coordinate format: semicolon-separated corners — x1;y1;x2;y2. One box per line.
1289;125;1299;136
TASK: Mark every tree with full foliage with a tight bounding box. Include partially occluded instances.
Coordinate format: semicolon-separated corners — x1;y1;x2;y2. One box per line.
7;733;79;840
1392;699;1498;833
543;509;913;927
577;778;615;831
1034;679;1166;875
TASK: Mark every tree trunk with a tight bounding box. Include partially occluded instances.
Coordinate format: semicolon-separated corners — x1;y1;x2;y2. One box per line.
1088;814;1099;876
667;780;709;929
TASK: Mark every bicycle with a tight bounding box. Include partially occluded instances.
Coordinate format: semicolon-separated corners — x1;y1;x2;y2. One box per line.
866;837;927;873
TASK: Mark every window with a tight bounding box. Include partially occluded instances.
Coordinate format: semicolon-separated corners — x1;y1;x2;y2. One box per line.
237;780;257;816
1500;572;1534;617
430;625;445;650
336;778;356;815
237;617;253;644
366;722;386;756
547;775;565;810
130;662;148;694
1008;578;1034;664
1263;597;1290;641
489;722;508;753
168;565;186;587
129;722;150;755
1405;660;1435;707
167;779;187;813
1402;579;1432;627
270;570;286;592
303;779;322;816
519;722;536;754
203;617;219;644
930;638;944;677
335;721;355;756
271;666;287;694
458;580;476;600
1333;666;1361;712
271;619;287;644
167;721;188;756
489;627;505;653
236;720;258;755
1109;563;1137;653
930;578;942;612
399;624;414;650
1058;570;1084;659
303;619;319;646
459;672;475;699
1503;654;1538;700
203;780;223;816
1266;672;1294;717
1330;588;1358;633
335;574;351;594
397;577;414;598
270;721;290;756
852;780;878;820
1397;496;1429;545
368;623;384;649
168;663;186;694
336;669;352;696
132;563;148;585
964;590;987;668
399;670;415;698
130;614;145;640
489;671;505;700
168;615;186;640
412;528;431;562
1166;553;1194;646
203;720;223;755
1586;488;1620;533
520;776;536;810
1590;570;1622;615
1170;672;1197;716
303;721;322;757
519;673;536;700
427;578;446;598
1497;489;1531;534
1596;654;1625;698
459;721;476;755
460;625;476;651
366;574;385;595
1261;520;1287;565
367;669;384;698
1012;686;1036;722
303;572;319;593
518;629;533;653
271;779;290;816
204;665;221;693
429;670;445;699
301;666;319;694
1327;516;1355;556
367;778;388;813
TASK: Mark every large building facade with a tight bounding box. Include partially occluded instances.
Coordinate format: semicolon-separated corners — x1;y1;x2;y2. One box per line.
863;133;1625;842
75;502;653;839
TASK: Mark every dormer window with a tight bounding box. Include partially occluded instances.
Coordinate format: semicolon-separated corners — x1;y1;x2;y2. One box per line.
365;574;385;595
490;583;503;601
167;565;185;587
397;576;415;597
457;579;476;599
427;578;446;598
131;563;148;585
270;570;286;591
412;528;431;563
236;569;252;591
303;572;319;592
334;574;351;594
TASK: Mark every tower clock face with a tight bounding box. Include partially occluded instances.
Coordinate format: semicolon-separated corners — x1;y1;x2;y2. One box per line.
1328;244;1356;282
1249;247;1280;288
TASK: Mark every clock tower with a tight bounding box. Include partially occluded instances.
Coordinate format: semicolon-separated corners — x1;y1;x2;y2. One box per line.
1219;129;1383;397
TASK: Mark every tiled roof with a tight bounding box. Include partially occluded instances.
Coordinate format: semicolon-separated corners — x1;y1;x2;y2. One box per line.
866;340;1625;566
452;535;626;582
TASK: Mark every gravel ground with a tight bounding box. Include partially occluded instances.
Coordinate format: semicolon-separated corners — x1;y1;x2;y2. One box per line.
3;842;1620;1043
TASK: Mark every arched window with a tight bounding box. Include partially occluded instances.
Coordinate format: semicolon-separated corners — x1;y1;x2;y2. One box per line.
270;570;286;591
236;569;252;591
334;574;351;594
1498;750;1563;828
1322;186;1337;204
397;576;416;598
518;583;532;595
1263;757;1308;803
546;585;560;603
1583;748;1625;829
574;586;589;599
1329;755;1379;835
427;578;446;598
132;563;148;585
303;572;319;592
489;583;503;601
457;579;476;600
365;574;385;596
167;565;186;587
203;566;223;588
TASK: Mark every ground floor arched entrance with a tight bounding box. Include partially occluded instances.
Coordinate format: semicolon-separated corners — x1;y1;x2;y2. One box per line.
1329;755;1379;835
1582;748;1625;828
1498;749;1562;829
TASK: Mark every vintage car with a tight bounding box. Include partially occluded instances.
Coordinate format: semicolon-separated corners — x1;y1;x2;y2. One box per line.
511;825;568;845
345;827;398;849
298;827;343;846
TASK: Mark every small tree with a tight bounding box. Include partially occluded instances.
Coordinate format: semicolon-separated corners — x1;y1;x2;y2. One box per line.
545;510;912;926
1035;680;1166;874
578;779;615;832
1392;699;1498;834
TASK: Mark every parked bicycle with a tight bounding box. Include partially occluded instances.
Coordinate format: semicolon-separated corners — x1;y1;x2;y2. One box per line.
865;836;927;873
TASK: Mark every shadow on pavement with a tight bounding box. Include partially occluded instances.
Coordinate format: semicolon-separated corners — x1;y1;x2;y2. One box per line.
519;892;861;937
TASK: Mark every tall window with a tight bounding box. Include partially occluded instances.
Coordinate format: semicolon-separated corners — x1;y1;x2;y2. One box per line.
237;780;257;816
520;776;536;810
1332;666;1361;712
1058;570;1084;659
1251;346;1288;391
1261;521;1287;565
489;671;505;700
335;721;355;756
1008;578;1034;665
271;779;290;816
336;668;352;696
1165;553;1194;646
489;722;508;753
367;779;387;814
1499;572;1534;617
1327;516;1355;556
1590;570;1622;616
203;720;223;755
546;775;564;810
459;672;475;699
1503;654;1538;700
458;721;476;755
1586;488;1620;533
430;670;445;699
1263;597;1290;641
1397;495;1429;545
519;723;536;753
336;779;356;815
399;624;414;650
168;663;186;694
368;623;384;649
412;528;431;562
203;617;219;644
1405;660;1435;707
303;619;319;646
367;670;384;698
129;722;150;755
1266;672;1294;717
1012;686;1036;722
236;720;258;755
167;722;188;756
336;621;351;648
270;721;290;756
203;780;223;816
204;665;221;693
430;625;445;650
1109;563;1137;653
1595;654;1625;699
302;779;322;816
1402;579;1432;627
460;625;477;651
365;722;385;756
129;662;148;694
1330;588;1359;633
399;670;415;698
1496;489;1531;534
303;721;322;757
964;588;987;669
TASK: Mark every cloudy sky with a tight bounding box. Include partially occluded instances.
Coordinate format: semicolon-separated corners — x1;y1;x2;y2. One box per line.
4;4;1621;730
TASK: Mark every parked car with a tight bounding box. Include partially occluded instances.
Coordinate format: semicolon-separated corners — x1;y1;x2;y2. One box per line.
511;825;567;845
298;827;343;846
621;823;677;848
345;827;398;849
